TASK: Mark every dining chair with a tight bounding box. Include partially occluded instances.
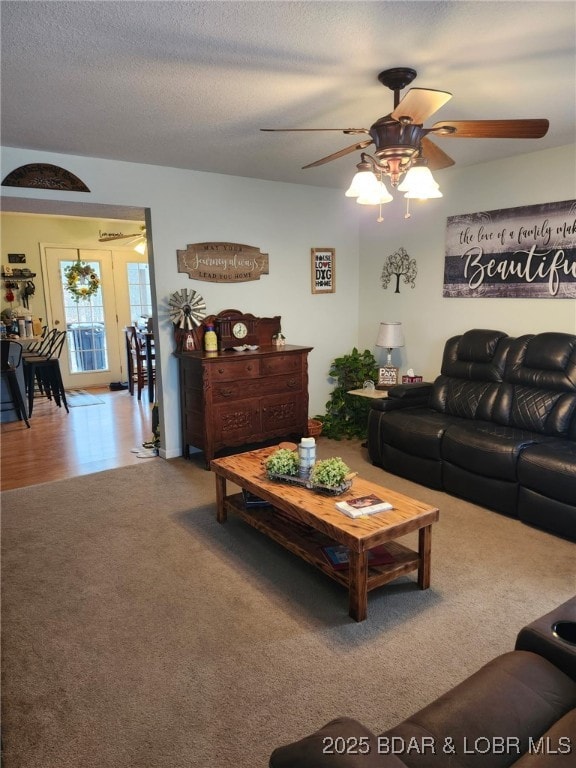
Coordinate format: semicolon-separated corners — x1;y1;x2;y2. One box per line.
23;329;69;416
125;327;135;396
1;339;31;428
126;325;155;401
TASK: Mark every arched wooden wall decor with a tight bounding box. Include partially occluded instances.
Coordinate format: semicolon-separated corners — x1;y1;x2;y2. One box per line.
2;163;90;192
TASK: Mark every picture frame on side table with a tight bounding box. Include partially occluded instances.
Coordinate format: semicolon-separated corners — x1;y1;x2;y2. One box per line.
311;248;335;294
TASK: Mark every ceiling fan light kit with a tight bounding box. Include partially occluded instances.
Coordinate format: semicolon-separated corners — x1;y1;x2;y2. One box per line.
261;66;549;223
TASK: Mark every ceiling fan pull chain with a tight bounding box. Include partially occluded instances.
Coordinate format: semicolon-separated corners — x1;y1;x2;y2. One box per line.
405;198;411;219
377;171;384;222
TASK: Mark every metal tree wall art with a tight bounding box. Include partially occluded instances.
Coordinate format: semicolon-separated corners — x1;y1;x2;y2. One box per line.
381;247;417;292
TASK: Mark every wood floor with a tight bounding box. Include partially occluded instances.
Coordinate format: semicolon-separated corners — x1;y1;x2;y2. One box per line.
1;387;156;491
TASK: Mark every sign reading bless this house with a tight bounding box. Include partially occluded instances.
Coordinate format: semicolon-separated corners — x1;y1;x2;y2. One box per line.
443;200;576;298
177;242;269;283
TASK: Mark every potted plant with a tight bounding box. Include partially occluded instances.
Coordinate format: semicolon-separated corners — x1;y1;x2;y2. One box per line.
309;457;354;493
315;348;378;439
264;448;299;478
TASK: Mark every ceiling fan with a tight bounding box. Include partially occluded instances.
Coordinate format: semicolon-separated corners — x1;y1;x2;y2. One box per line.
98;225;146;245
261;67;549;192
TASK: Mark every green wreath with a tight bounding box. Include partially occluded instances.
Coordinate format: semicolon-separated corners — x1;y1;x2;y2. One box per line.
64;261;101;302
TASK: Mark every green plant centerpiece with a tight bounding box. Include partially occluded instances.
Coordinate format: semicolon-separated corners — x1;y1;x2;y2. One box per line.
264;448;299;478
315;347;378;439
309;457;353;493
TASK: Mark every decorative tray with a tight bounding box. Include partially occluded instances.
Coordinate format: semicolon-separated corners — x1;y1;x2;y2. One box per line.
266;473;353;497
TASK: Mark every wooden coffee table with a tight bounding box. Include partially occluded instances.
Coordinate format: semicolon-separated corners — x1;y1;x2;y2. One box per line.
210;446;439;621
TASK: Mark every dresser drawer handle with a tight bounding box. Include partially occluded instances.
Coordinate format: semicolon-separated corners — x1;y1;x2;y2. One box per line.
220;387;233;398
218;367;225;374
287;378;297;388
247;364;253;371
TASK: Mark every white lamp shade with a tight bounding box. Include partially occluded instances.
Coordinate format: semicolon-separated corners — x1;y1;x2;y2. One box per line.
356;180;393;206
376;321;404;349
134;240;147;254
345;170;380;198
398;166;442;199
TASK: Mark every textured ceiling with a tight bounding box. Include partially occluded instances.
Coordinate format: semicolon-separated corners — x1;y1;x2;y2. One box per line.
1;1;575;194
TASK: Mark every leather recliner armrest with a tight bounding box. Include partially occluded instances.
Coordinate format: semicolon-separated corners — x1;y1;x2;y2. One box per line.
370;383;433;413
387;382;434;400
515;596;576;681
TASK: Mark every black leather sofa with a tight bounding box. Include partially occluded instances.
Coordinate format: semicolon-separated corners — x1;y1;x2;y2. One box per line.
367;329;576;541
367;329;576;540
269;597;576;768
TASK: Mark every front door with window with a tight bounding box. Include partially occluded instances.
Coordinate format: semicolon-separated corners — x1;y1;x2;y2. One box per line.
42;246;150;389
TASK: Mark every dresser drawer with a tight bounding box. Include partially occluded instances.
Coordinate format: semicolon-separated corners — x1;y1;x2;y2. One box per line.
260;354;303;377
211;373;302;402
207;358;260;382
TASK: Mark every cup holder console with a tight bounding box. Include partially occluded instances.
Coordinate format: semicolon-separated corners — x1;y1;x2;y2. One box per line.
552;620;576;646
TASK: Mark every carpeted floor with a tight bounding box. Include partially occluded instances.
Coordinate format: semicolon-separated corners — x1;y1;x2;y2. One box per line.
2;439;574;768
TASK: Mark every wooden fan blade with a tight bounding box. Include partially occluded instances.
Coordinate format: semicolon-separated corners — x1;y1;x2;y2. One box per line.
302;139;374;169
261;128;370;135
430;119;549;138
391;88;452;125
98;233;142;242
420;137;455;170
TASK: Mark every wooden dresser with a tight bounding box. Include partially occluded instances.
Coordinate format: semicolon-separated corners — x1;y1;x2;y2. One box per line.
176;344;312;465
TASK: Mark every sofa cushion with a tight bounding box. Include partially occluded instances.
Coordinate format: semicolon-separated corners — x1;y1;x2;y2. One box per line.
517;442;576;505
494;334;576;437
376;408;461;461
442;422;548;481
381;651;576;768
431;377;501;421
441;329;510;380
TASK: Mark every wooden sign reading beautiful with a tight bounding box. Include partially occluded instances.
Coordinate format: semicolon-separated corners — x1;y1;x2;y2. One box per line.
443;200;576;298
177;242;269;283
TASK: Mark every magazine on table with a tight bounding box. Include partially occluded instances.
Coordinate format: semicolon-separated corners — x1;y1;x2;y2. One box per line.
321;544;395;570
335;493;393;518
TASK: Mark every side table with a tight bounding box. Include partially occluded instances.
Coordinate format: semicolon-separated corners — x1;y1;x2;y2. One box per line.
347;388;388;399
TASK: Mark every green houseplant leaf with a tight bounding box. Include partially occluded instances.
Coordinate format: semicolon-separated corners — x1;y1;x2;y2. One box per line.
314;348;378;439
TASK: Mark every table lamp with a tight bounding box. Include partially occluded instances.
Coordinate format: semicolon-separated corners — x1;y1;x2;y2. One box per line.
376;321;404;386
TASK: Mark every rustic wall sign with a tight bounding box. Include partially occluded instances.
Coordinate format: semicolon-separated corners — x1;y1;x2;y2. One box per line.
177;242;269;283
444;200;576;298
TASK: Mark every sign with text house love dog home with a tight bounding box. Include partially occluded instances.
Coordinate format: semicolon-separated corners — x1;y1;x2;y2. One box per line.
311;248;335;294
443;200;576;298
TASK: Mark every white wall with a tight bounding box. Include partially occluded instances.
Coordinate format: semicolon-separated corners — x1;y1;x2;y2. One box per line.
1;147;360;458
2;144;574;458
357;145;576;378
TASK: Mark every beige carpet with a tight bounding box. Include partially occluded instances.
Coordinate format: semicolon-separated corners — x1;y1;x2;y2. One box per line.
2;439;574;768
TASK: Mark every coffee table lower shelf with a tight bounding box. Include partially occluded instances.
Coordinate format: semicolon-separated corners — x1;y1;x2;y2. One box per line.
224;493;421;597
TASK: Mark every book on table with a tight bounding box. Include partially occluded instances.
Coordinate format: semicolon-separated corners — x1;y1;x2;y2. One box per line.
335;493;393;518
321;544;395;570
242;489;272;508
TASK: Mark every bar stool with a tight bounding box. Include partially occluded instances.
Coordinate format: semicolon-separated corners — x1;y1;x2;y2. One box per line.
23;330;69;416
1;339;31;428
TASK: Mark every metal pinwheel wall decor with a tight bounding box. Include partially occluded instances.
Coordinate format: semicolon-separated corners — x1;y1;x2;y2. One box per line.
168;288;206;329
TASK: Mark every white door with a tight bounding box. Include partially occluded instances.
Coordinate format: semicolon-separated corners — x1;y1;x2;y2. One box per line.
42;246;149;389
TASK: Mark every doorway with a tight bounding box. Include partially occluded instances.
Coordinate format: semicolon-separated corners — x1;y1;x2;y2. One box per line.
0;198;158;472
42;245;150;389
